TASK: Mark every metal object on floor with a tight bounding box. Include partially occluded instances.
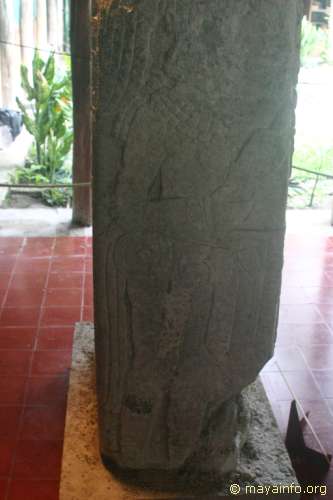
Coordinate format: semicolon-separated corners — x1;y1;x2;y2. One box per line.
286;400;332;487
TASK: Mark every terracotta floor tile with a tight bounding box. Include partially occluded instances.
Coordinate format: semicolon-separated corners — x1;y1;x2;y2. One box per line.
83;286;93;306
300;345;333;370
8;479;59;500
36;327;74;350
31;350;72;376
0;439;15;475
281;271;303;288
276;323;333;346
0;308;40;327
0;273;11;290
20;406;66;440
278;304;324;324
313;371;333;398
25;376;68;406
260;372;292;402
0;479;8;500
271;400;333;451
0;257;16;273
324;271;333;286
324;238;333;251
47;272;83;289
40;307;81;327
325;398;333;413
82;306;94;322
3;231;333;490
45;288;82;308
299;400;333;432
0;377;27;405
284;235;327;252
14;258;50;274
282;270;333;288
53;237;86;256
13;440;63;479
4;289;44;308
283;370;323;401
0;350;32;376
303;426;333;454
22;238;54;257
279;286;312;305
10;273;47;290
274;399;333;439
270;400;293;435
85;273;93;290
317;304;333;327
0;238;23;256
50;257;84;273
261;369;323;402
0;407;22;439
0;328;36;350
263;346;308;372
85;258;93;273
304;286;333;305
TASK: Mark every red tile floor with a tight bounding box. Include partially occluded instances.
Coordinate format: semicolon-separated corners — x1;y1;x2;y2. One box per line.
0;237;92;500
0;235;333;499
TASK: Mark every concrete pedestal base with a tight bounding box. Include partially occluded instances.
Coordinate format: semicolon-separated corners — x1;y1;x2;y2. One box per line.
60;323;299;499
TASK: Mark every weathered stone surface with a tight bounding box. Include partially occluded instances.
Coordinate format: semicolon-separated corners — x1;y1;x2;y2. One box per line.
60;323;300;499
92;0;302;475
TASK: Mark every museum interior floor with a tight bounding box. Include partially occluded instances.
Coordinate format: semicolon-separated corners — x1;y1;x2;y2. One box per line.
0;233;333;499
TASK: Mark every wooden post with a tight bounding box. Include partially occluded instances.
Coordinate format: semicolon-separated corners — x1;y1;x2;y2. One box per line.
70;0;92;226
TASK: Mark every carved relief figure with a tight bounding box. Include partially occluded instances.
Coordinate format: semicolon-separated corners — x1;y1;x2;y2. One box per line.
93;0;302;475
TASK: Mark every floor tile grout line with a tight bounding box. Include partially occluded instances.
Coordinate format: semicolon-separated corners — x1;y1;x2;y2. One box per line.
3;237;56;500
276;283;333;429
280;341;333;428
274;360;331;463
1;238;26;500
0;239;26;313
2;238;333;488
318;314;333;342
2;238;87;497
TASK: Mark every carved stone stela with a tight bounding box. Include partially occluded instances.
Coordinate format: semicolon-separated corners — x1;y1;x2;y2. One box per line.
92;0;302;480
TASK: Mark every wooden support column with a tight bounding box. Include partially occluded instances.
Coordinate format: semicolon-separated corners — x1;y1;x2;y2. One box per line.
70;0;92;226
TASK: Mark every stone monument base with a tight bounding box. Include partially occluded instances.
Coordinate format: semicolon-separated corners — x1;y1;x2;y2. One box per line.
59;323;299;499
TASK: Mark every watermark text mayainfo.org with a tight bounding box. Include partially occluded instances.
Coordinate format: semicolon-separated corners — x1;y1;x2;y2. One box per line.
229;482;327;496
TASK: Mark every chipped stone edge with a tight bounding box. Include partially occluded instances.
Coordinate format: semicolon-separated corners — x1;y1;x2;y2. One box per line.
60;322;299;500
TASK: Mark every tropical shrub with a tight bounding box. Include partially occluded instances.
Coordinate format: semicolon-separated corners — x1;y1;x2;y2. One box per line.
11;51;73;206
289;145;333;208
301;17;329;66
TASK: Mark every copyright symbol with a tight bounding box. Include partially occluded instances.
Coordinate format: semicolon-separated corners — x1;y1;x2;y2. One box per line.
230;483;241;495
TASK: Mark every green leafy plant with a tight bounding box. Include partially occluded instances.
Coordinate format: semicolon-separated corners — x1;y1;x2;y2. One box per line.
11;51;73;206
289;145;333;208
300;17;329;66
